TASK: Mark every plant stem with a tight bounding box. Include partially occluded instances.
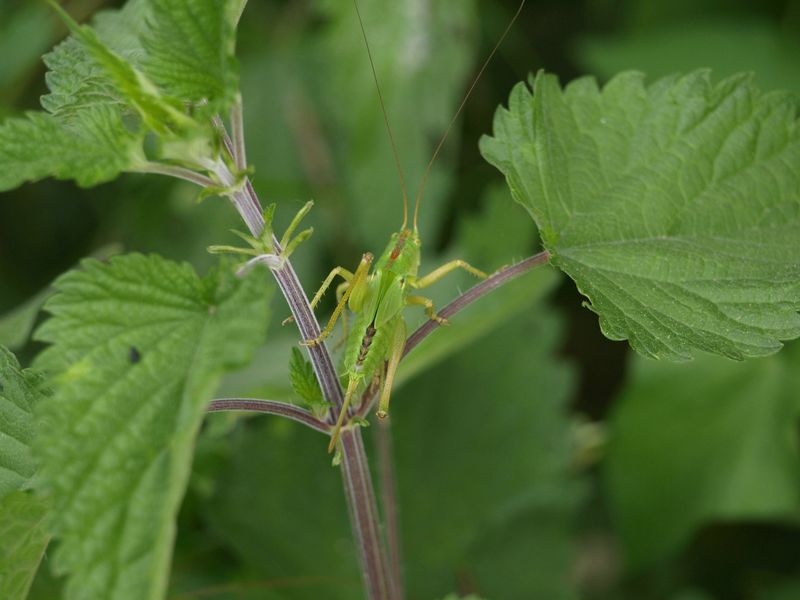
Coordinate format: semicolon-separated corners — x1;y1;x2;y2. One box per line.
133;162;216;188
376;416;404;599
339;427;392;599
231;96;248;171
207;398;329;433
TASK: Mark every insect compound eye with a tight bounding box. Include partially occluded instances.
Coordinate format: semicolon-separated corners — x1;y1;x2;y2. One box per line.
129;346;141;364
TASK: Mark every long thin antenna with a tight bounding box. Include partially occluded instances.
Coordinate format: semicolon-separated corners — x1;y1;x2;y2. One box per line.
413;0;527;231
354;0;410;229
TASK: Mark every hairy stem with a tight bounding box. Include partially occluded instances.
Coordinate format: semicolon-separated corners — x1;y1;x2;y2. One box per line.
231;95;248;171
133;162;216;188
207;398;328;433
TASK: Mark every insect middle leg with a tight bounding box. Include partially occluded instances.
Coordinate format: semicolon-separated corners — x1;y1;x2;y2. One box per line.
406;294;448;325
411;259;488;290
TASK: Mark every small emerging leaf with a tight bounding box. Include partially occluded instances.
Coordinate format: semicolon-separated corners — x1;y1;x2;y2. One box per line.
288;347;325;411
482;70;800;360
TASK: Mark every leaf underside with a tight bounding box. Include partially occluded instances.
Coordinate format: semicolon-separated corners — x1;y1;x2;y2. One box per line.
33;255;271;600
481;70;800;360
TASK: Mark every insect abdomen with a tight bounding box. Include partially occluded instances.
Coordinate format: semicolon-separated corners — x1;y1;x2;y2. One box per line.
343;312;395;380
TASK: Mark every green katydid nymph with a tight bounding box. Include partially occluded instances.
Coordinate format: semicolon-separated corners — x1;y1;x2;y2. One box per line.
301;0;527;453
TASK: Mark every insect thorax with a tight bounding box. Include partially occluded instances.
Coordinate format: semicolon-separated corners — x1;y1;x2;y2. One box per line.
375;228;421;278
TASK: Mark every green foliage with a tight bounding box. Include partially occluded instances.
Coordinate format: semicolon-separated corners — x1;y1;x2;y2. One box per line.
33;255;272;600
481;69;800;360
0;491;50;600
394;314;580;600
142;0;240;108
0;346;42;495
0;347;50;600
0;0;243;192
606;343;800;568
0;108;143;191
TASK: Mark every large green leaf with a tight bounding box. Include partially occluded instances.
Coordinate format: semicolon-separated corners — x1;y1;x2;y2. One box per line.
481;70;800;360
33;255;272;600
0;346;51;600
141;0;240;108
606;343;800;568
198;309;579;599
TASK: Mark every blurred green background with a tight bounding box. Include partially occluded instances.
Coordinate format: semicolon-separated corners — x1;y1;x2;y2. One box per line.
1;0;799;598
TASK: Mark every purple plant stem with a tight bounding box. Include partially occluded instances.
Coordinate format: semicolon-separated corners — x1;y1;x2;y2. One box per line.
376;416;404;599
207;398;328;434
339;427;392;599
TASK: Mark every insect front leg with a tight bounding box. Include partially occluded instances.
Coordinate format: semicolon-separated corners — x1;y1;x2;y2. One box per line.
304;253;373;347
334;281;351;348
282;265;353;326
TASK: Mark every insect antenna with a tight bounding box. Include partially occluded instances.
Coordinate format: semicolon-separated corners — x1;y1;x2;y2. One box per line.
412;0;527;232
353;0;411;230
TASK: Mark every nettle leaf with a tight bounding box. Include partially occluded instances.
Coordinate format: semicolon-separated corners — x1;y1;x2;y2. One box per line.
0;108;143;191
0;347;51;600
481;70;800;360
141;0;240;108
0;2;148;191
606;344;800;568
49;1;195;136
33;255;272;600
